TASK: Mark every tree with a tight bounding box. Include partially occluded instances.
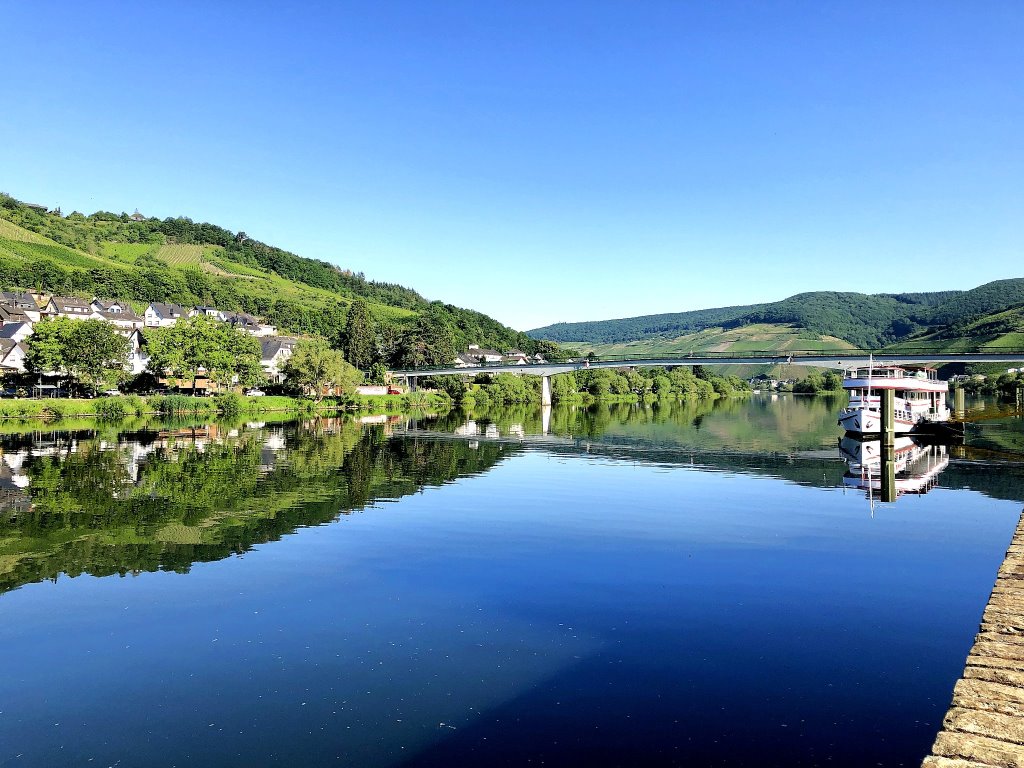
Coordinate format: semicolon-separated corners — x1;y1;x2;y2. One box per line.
26;318;129;392
392;306;456;369
63;320;130;390
146;316;262;390
282;338;362;401
340;299;377;371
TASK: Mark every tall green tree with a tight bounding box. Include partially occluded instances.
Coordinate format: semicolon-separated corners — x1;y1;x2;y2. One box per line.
282;338;362;401
25;318;129;391
340;299;377;370
393;305;457;369
146;315;262;389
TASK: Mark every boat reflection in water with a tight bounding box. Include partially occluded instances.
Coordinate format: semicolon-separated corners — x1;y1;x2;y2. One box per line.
839;434;949;502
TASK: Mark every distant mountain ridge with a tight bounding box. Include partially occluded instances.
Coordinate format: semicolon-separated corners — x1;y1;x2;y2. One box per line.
528;280;1024;349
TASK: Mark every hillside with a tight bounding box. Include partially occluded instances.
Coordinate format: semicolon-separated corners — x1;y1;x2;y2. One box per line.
0;194;542;355
529;280;1024;351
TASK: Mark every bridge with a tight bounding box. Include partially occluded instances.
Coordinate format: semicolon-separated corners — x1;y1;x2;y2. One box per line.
390;350;1024;406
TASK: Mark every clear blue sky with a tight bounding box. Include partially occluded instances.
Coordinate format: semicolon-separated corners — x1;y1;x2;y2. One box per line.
2;2;1021;331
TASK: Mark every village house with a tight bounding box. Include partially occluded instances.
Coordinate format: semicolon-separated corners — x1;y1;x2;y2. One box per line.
260;337;298;383
454;345;545;367
91;298;145;332
0;323;33;344
0;305;31;326
0;292;42;322
0;338;27;373
144;302;188;328
45;295;95;320
125;329;148;375
224;311;277;337
502;349;530;365
191;306;225;320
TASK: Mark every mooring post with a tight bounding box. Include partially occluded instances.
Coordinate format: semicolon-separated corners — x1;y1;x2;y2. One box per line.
541;375;552;407
880;388;896;502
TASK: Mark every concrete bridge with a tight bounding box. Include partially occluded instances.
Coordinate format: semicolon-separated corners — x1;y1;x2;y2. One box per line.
390;350;1024;406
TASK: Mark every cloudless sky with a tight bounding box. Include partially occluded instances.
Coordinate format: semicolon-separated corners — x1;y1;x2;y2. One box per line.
2;2;1021;331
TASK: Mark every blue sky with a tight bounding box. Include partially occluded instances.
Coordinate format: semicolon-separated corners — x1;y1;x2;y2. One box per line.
2;2;1021;331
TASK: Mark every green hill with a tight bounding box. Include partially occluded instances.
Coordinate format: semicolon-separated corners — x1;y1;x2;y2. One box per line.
0;193;542;355
528;280;1024;351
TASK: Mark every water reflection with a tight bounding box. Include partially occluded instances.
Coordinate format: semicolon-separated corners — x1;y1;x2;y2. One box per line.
2;397;1022;598
839;435;950;501
0;417;515;596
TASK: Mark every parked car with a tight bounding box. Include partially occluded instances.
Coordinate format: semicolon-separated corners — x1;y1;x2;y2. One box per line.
101;389;122;396
245;388;266;397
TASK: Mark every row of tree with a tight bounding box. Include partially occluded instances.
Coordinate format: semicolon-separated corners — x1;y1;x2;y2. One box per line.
426;366;750;405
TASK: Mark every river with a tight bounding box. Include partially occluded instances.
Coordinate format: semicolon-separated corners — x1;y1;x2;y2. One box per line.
1;394;1022;766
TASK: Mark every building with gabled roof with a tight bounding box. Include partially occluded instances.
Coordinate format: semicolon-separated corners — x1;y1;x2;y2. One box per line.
144;302;189;328
0;322;32;344
261;337;299;383
45;295;94;319
0;339;27;373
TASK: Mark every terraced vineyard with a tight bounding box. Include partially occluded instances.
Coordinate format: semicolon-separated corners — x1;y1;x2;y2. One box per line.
157;243;205;266
0;218;50;244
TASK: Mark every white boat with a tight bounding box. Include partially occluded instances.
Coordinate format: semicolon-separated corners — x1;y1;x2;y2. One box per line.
838;435;949;497
838;363;950;435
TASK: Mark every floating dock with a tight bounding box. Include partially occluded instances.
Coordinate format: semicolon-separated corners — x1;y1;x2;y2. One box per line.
923;509;1024;767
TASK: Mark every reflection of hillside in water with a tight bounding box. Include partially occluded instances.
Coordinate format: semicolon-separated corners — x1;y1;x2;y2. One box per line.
2;398;1022;597
0;418;515;596
417;400;1024;506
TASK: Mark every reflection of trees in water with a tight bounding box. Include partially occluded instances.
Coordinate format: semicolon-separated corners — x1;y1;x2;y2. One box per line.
0;423;514;596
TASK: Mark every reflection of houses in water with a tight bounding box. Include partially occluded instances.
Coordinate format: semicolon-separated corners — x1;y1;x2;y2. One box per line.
452;419;524;439
839;436;949;499
98;440;157;484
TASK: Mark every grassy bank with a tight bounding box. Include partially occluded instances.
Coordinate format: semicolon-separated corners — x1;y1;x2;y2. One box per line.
0;391;451;423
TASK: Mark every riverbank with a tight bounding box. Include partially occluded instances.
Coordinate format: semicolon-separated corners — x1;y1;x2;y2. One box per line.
0;391;450;422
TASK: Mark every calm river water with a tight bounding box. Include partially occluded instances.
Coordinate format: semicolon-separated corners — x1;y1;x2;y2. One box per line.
1;395;1023;767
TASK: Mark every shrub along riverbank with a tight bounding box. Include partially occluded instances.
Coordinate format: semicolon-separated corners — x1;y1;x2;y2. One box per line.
0;392;450;422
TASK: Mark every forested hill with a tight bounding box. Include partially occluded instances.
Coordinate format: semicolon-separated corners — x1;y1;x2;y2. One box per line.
528;280;1024;349
0;193;543;357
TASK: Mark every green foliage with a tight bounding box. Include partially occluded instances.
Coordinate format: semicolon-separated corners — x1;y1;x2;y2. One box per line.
146;315;263;387
0;194;546;360
214;392;244;417
339;298;377;370
392;304;457;368
156;394;203;416
282;338;363;401
426;375;468;403
94;397;128;421
25;317;130;391
793;370;845;393
367;362;389;385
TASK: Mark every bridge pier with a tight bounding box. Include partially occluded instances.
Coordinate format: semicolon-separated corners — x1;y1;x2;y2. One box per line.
408;376;417;393
541;375;552;407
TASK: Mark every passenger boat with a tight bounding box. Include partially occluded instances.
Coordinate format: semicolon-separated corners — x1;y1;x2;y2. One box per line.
838;363;950;435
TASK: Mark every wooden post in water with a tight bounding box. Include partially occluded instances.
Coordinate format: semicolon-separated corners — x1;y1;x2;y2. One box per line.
880;388;897;503
954;387;965;418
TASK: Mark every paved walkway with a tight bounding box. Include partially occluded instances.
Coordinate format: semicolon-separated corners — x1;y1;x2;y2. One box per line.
924;509;1024;767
